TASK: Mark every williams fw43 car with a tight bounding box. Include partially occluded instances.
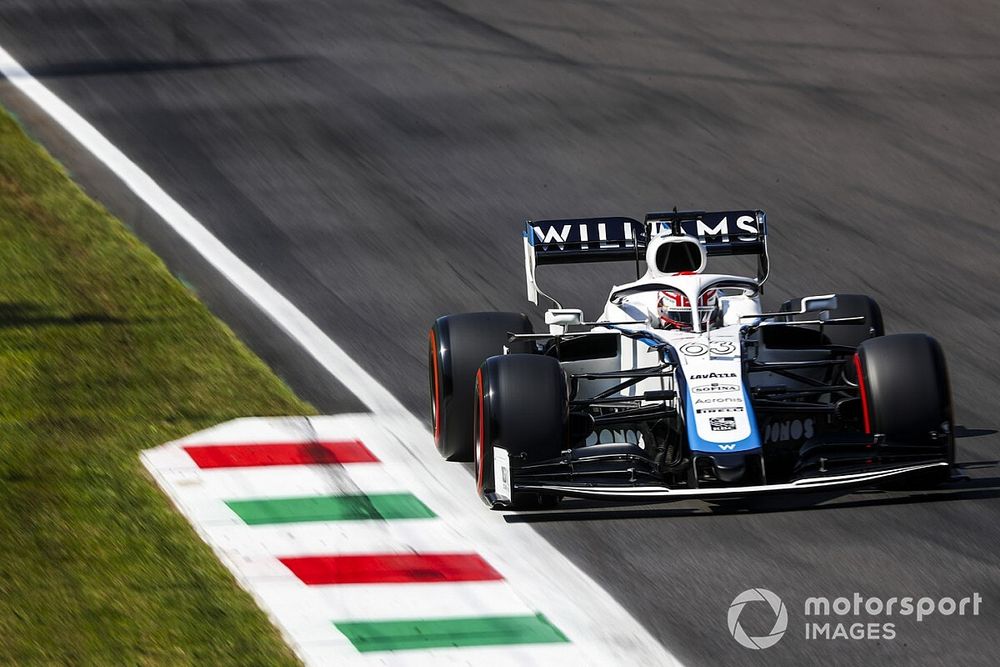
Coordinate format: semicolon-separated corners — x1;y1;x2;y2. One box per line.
428;210;956;509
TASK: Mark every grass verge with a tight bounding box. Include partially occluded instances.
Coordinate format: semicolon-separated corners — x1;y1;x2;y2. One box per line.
0;106;310;664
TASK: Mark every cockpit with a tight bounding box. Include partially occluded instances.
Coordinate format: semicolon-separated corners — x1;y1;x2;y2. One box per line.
603;233;761;333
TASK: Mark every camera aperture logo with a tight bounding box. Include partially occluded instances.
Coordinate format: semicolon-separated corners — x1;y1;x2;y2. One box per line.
728;588;788;649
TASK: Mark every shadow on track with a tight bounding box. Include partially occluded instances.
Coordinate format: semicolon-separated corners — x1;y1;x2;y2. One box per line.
505;424;1000;523
505;475;1000;524
956;426;998;438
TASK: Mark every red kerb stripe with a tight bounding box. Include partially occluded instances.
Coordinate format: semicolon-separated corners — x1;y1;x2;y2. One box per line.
279;553;503;585
183;441;378;468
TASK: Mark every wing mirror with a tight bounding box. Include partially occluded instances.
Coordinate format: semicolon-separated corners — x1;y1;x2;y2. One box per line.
743;294;839;320
800;295;838;313
545;308;584;335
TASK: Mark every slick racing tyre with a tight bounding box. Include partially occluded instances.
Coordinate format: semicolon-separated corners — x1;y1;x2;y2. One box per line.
428;312;533;461
855;333;954;487
780;293;883;348
475;354;567;509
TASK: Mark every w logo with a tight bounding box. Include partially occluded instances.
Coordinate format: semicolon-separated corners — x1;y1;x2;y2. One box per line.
532;224;572;245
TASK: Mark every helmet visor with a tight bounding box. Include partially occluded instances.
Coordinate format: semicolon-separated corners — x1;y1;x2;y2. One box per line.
658;289;718;330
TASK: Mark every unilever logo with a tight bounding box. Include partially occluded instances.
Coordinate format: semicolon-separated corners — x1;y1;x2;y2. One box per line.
727;588;788;649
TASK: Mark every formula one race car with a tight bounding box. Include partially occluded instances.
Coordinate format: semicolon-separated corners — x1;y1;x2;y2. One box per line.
428;210;955;509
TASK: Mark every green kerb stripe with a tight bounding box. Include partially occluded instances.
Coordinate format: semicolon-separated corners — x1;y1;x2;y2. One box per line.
226;493;435;525
334;614;569;652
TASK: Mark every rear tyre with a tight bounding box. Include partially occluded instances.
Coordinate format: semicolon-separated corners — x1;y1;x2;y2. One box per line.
476;354;567;509
428;312;533;461
856;333;954;487
780;293;883;348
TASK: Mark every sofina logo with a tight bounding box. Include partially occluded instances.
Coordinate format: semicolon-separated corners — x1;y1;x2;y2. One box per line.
691;383;739;394
728;588;788;649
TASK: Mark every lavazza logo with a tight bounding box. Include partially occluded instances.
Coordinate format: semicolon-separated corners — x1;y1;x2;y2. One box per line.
727;589;984;649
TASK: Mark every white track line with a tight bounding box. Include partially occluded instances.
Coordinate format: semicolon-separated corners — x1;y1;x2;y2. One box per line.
0;45;678;665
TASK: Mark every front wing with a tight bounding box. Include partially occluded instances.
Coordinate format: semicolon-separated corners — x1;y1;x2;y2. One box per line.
508;461;950;503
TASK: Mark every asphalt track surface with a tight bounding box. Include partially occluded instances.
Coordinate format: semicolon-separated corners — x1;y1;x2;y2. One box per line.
3;1;1000;664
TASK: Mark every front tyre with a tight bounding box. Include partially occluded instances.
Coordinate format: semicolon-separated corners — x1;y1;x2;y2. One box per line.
856;333;954;486
428;312;533;461
476;354;567;509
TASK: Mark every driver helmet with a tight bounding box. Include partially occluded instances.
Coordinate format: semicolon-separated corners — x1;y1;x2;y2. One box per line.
657;289;720;330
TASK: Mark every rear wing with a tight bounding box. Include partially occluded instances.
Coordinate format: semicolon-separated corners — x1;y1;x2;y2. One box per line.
523;210;768;304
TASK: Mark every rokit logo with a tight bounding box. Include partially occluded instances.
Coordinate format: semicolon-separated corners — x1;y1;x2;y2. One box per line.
690;372;737;380
692;383;739;394
764;418;815;443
